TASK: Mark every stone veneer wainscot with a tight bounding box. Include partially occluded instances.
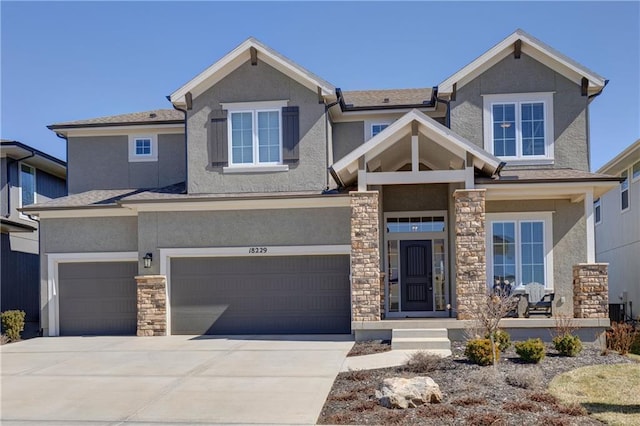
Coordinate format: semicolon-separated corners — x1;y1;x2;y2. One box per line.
136;275;167;336
573;263;609;318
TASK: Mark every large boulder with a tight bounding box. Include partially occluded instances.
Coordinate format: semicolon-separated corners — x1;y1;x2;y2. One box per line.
375;376;442;409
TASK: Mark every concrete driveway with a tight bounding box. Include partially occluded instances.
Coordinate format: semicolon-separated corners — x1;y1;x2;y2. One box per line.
1;335;353;425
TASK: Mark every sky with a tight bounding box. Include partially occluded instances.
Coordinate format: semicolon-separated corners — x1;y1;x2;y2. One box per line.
1;1;639;171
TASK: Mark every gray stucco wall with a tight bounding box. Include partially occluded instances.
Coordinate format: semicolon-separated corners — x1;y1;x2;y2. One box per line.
138;207;351;274
333;121;364;162
487;199;585;316
382;184;450;212
67;133;185;193
450;53;589;171
40;217;138;254
187;60;327;194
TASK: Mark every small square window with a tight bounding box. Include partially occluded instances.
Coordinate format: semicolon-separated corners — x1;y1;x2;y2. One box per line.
128;135;157;162
135;139;152;156
372;124;389;137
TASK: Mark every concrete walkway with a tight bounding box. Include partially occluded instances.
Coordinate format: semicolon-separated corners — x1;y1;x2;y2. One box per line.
1;335;353;425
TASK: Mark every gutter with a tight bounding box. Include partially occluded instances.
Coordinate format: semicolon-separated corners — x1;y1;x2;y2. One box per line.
47;119;184;130
335;87;437;112
166;96;189;194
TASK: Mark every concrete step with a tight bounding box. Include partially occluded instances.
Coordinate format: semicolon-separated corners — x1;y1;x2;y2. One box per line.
392;337;452;351
392;328;448;339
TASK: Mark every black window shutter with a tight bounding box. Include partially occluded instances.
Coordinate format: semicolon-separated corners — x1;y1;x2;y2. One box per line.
282;106;299;162
210;109;228;166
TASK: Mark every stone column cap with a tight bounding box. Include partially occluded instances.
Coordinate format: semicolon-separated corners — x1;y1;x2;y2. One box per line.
135;275;167;280
574;263;609;267
453;188;486;197
350;190;380;195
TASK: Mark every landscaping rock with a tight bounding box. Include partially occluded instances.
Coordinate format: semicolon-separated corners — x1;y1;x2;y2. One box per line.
375;376;442;408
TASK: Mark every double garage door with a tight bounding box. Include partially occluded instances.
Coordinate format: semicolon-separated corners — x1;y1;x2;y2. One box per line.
57;255;350;336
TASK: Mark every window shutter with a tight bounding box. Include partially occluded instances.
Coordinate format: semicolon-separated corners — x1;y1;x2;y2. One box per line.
210;109;228;166
282;106;299;162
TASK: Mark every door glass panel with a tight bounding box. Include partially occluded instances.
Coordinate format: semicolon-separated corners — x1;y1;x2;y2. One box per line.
387;240;399;312
433;239;446;311
386;216;445;233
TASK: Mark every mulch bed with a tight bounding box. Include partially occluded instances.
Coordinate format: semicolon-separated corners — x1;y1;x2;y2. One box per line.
319;342;636;425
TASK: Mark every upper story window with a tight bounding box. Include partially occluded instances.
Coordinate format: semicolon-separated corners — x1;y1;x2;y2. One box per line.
594;198;601;225
621;170;629;211
365;120;392;141
483;92;554;164
633;160;640;182
371;124;389;138
20;163;36;208
128;134;158;162
222;100;288;169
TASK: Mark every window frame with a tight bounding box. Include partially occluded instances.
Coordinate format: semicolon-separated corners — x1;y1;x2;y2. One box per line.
223;100;288;169
621;170;630;212
128;134;158;162
364;120;392;141
482;92;554;165
632;160;640;183
486;212;554;291
19;162;37;218
594;198;602;225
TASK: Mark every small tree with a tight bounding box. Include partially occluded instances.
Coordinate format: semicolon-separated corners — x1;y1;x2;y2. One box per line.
465;283;518;368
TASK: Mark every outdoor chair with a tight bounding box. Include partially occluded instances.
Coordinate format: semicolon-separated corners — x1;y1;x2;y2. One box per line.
522;282;554;317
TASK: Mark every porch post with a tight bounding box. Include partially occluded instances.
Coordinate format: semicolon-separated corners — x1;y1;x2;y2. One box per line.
453;189;487;320
573;263;609;318
350;191;381;322
136;275;167;336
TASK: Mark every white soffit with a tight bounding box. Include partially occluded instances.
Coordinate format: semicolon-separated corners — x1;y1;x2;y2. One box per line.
170;37;335;104
438;29;607;96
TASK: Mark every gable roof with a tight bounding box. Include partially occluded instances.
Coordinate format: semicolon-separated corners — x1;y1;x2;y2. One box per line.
48;109;183;130
0;140;66;178
330;109;501;186
438;29;607;97
596;139;640;175
170;37;335;106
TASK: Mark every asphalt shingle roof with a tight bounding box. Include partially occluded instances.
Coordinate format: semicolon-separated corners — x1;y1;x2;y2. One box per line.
48;109;184;129
342;88;434;108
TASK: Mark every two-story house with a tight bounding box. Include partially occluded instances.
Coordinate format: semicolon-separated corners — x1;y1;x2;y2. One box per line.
595;139;640;322
1;140;66;337
24;30;620;341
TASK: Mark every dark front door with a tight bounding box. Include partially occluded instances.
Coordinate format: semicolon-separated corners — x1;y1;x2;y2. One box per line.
400;240;433;311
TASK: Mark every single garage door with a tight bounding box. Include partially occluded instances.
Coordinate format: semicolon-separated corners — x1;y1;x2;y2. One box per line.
58;261;137;335
171;255;350;335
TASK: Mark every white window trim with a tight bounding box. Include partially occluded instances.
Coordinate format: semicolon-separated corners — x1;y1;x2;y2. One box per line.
486;212;554;291
365;120;392;141
128;134;158;162
482;92;554;165
632;161;640;183
224;100;288;169
594;198;602;225
19;162;36;219
621;170;630;213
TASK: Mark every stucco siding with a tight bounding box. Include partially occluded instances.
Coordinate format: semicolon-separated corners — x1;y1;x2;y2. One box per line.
187;60;327;194
450;53;589;170
68;134;185;193
41;217;138;253
487;199;585;316
138;207;351;275
332;121;364;162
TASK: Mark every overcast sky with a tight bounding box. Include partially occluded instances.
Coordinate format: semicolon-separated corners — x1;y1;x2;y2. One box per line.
2;1;638;171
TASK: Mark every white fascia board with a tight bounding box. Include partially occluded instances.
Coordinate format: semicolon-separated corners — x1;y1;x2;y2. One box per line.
479;181;620;200
160;245;351;260
121;196;351;212
170;38;334;104
60;124;184;138
33;208;137;219
366;170;467;185
438;30;606;95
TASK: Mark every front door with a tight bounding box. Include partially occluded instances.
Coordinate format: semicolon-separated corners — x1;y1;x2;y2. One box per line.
400;240;433;311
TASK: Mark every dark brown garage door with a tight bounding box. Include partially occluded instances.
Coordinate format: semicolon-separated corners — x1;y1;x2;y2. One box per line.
170;255;350;335
58;261;137;335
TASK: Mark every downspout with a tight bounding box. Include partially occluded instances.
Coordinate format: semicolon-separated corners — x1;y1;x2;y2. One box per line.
166;96;188;193
324;98;340;190
54;132;69;195
5;148;35;218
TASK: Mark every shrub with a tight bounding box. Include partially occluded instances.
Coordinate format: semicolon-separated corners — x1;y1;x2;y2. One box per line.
514;338;546;363
505;366;543;389
465;338;498;366
486;329;511;352
631;332;640;355
607;322;638;355
405;351;443;373
0;310;25;342
553;334;583;357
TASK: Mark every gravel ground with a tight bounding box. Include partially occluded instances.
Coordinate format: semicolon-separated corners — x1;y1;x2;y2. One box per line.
319;342;637;425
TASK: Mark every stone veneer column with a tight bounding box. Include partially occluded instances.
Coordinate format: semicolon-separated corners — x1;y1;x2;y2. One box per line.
136;275;167;336
454;189;487;320
573;263;609;318
351;191;381;322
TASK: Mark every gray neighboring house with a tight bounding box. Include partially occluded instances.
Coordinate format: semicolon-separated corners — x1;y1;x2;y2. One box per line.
24;29;621;341
1;140;66;336
595;139;640;321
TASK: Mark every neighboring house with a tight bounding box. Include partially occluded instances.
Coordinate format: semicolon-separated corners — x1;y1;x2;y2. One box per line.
595;139;640;321
1;140;66;336
25;29;621;340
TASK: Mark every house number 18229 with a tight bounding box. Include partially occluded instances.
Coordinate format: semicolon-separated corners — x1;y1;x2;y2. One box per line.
248;247;268;254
